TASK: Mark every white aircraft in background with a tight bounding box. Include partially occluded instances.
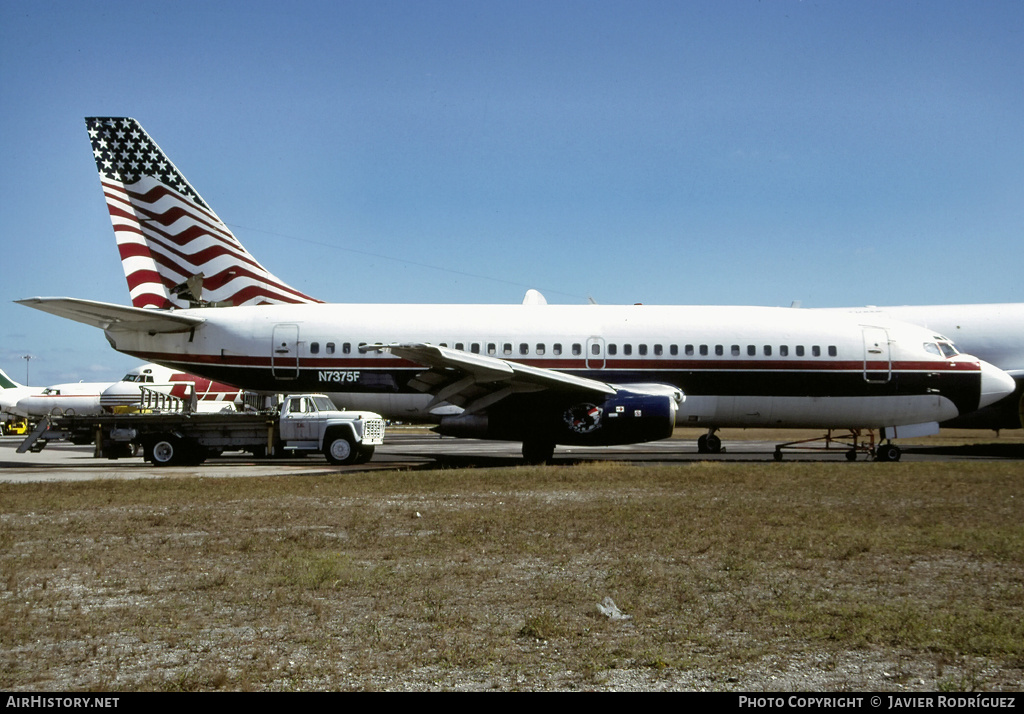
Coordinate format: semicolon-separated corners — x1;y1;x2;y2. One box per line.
4;363;244;419
97;363;245;412
1;368;41;427
16;117;1016;461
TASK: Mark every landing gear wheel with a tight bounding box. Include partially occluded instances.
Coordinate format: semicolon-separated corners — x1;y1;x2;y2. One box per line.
324;434;357;465
875;443;902;462
522;440;555;465
846;449;858;462
698;432;724;454
773;449;783;462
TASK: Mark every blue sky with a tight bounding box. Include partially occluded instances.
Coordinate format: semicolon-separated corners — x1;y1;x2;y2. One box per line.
2;0;1022;386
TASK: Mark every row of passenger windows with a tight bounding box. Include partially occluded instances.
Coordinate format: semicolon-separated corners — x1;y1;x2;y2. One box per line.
308;341;839;358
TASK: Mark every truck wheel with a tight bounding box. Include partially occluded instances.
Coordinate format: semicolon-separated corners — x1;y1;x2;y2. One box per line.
354;446;375;464
150;436;181;466
324;434;357;465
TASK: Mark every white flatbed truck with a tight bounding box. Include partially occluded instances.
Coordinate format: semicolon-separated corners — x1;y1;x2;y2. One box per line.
17;393;386;466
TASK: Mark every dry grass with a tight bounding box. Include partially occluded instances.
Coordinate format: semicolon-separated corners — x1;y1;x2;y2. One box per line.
1;461;1022;691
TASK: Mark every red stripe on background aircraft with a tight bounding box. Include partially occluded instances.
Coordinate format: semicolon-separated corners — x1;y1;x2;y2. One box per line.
1;362;245;419
16;118;1017;461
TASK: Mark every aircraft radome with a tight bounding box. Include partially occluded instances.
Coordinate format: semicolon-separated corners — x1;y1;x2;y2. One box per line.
16;118;1017;462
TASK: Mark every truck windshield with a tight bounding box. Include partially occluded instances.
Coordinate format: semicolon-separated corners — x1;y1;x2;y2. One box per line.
311;396;336;412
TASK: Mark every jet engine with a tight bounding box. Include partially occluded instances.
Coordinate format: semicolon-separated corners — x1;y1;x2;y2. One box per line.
435;386;681;448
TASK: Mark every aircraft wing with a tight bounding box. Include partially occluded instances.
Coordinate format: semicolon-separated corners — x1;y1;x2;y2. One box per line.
373;343;617;414
15;297;204;334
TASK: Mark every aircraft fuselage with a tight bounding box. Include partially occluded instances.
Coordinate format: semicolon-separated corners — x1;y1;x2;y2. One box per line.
102;302;1005;432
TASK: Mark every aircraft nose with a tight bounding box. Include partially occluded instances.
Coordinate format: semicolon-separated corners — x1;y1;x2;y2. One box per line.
978;360;1016;410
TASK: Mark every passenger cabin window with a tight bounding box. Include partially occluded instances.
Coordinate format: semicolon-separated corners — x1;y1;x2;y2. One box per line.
764;346;772;356
573;344;583;356
715;345;723;356
747;345;756;356
327;342;335;355
503;343;513;355
731;345;740;356
780;345;789;357
536;344;546;355
608;344;618;356
519;343;529;355
471;343;480;354
343;343;351;354
639;344;648;356
654;344;663;356
670;345;679;356
624;344;632;356
487;343;496;356
796;346;805;357
828;346;837;357
553;343;563;356
812;346;821;357
699;345;708;356
310;342;320;355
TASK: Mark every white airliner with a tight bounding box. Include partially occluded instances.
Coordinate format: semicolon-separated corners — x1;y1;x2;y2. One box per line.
15;117;1016;461
5;363;245;418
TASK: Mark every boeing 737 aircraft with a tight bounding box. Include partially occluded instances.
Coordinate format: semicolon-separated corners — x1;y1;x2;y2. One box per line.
16;118;1016;461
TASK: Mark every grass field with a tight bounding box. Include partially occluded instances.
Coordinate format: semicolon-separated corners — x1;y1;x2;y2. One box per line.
2;460;1022;691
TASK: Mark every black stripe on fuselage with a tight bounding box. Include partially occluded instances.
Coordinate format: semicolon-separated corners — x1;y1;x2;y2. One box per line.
140;361;983;417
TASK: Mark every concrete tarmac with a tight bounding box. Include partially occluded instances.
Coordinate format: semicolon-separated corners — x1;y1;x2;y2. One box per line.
3;429;1022;483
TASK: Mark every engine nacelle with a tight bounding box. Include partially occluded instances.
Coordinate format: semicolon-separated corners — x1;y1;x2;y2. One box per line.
435;389;678;447
558;391;676;446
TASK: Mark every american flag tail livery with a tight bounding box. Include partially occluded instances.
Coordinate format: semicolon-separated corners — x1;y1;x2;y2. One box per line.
85;117;321;309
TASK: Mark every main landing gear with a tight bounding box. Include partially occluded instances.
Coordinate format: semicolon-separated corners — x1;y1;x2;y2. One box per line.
522;439;556;465
697;429;725;454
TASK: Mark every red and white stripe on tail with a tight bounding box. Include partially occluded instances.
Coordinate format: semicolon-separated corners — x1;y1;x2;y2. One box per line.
86;117;321;309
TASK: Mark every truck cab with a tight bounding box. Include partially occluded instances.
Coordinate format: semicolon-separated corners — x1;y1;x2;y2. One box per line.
278;394;385;464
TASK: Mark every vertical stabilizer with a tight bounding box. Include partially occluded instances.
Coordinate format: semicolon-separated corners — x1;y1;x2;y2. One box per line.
0;369;23;390
85;117;321;308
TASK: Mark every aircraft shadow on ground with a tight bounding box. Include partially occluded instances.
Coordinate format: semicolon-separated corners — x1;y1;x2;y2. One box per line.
902;443;1024;458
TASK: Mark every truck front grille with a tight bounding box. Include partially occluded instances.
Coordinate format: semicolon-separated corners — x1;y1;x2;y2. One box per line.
364;419;385;444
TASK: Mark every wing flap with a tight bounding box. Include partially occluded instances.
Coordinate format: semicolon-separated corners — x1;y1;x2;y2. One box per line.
373;343;617;413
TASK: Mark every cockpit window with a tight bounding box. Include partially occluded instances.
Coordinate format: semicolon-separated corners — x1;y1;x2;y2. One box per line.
925;341;960;358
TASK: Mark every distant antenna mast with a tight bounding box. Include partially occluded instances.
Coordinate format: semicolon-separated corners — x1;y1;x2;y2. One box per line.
22;354;33;384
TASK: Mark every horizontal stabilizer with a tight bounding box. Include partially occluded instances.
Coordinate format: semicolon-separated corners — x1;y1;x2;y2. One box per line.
16;297;203;333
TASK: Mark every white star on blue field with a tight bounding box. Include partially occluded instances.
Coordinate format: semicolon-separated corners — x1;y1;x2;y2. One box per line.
1;0;1022;386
